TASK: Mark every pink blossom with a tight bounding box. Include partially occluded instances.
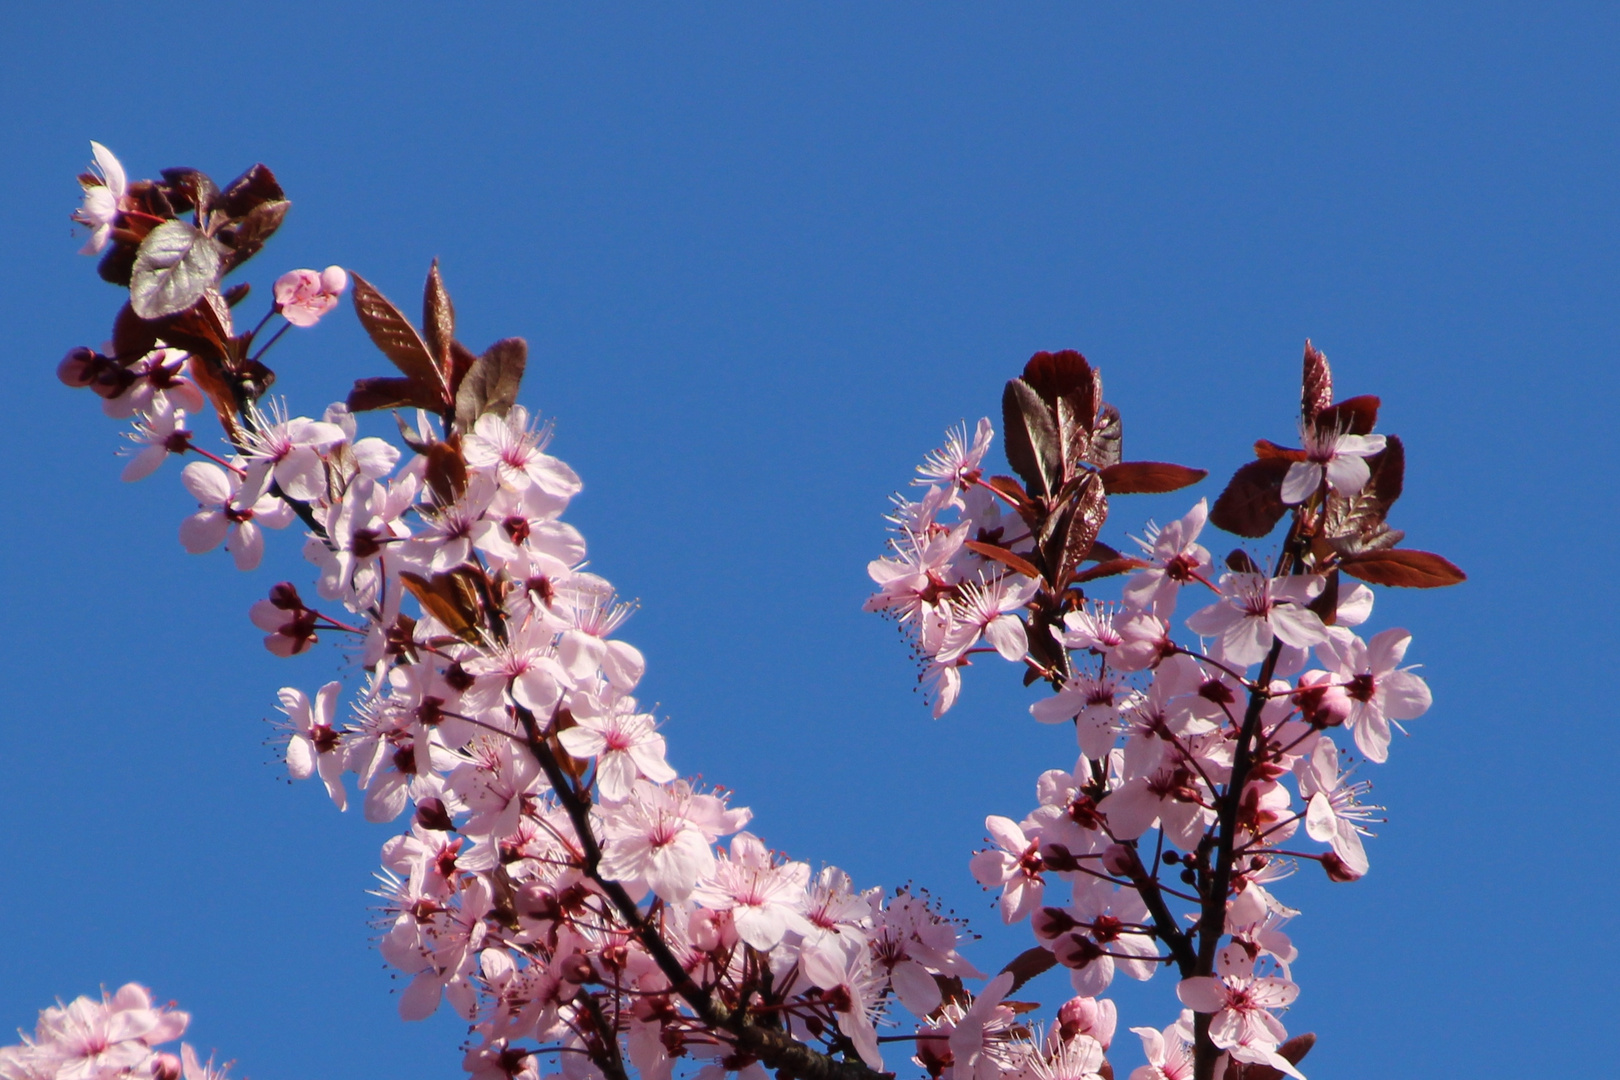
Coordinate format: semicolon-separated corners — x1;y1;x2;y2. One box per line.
800;944;885;1070
689;833;812;950
278;682;348;810
463;406;583;498
917;418;994;490
1184;573;1328;667
556;700;675;801
73;141;127;254
939;574;1039;662
178;461;293;571
273;266;348;327
1175;954;1300;1075
120;406;190;482
1124;500;1213;617
1126;1014;1196;1080
238;399;347;500
1299;739;1380;878
1280;424;1386;505
598;780;749;902
970;815;1046;923
1313;627;1431;763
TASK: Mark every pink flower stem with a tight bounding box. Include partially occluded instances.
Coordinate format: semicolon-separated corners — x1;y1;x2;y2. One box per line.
247;322;291;364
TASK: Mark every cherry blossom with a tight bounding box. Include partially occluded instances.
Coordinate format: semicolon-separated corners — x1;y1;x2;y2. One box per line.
273;266;348;327
1312;627;1431;763
177;460;293;571
1280;424;1387;505
1184;573;1328;667
72;141;127;254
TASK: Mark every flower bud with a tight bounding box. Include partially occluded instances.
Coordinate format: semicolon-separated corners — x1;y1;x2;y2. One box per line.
1321;851;1363;882
1056;995;1117;1049
1032;906;1078;941
57;346;100;387
1102;843;1136;877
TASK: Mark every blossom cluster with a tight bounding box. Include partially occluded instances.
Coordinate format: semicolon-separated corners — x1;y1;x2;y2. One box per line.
869;348;1460;1079
53;143;1136;1080
0;984;226;1080
45;143;1460;1080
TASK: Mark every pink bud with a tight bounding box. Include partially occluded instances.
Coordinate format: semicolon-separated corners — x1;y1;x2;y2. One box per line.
1057;995;1117;1049
57;346;101;387
152;1053;182;1080
1101;843;1135;877
320;264;348;295
1032;906;1078;941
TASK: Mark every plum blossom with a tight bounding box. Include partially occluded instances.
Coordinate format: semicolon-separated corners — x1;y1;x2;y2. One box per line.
120;406;190;482
1126;1014;1196;1080
273;266;348;327
238;399;347;500
178;461;293;571
800;944;885;1070
1175;953;1302;1078
1185;573;1328;667
1123;500;1213;617
598;780;749;902
463;406;583;498
1299;740;1380;879
939;574;1040;662
917;418;994;491
556;701;675;801
689;833;812;950
1312;627;1431;763
279;682;348;810
73;141;127;254
1280;424;1387;505
970;815;1046;923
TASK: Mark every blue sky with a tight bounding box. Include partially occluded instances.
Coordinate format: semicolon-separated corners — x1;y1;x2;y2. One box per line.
1;5;1615;1078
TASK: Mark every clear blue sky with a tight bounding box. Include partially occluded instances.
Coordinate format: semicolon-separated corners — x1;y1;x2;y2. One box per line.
2;5;1614;1078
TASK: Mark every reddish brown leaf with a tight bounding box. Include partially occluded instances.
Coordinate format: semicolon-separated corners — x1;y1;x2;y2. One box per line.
1086;539;1123;562
424;441;468;505
1073;557;1148;583
151;288;236;366
1340;549;1466;588
1316;394;1380;436
350;272;446;402
216;163;285;219
964;540;1043;581
1021;350;1095;418
983;475;1031;509
1302;339;1333;421
1253;439;1306;462
1023;350;1097;475
1098;461;1208;494
347;376;444;413
1088;403;1122;468
1366;434;1404;507
219;198;289;271
454;338;528;435
423;259;456;377
1058;475;1108;583
399;570;482;642
1002;377;1060;497
1210;458;1292;537
158;167;219;216
111;303;159;361
1225;549;1262;574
